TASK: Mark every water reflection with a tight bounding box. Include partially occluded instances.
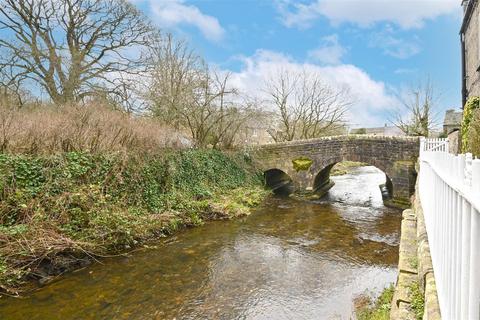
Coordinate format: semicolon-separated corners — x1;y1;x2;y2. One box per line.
0;166;401;320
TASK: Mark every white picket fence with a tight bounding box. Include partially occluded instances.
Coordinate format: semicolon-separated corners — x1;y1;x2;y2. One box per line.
419;138;480;319
420;137;450;154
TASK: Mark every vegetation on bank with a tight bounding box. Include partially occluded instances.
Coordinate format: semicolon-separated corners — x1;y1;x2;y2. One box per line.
409;282;425;320
354;280;425;320
0;149;267;295
355;284;394;320
331;161;368;176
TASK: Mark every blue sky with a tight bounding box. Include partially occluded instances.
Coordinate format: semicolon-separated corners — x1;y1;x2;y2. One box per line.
132;0;462;128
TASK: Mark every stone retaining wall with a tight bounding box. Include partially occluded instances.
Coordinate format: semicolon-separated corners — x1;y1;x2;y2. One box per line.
391;174;441;319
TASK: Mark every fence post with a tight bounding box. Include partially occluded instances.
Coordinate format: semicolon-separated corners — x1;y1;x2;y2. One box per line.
420;137;426;158
465;153;473;187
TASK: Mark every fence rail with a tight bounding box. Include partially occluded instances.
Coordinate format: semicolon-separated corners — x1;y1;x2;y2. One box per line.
419;138;480;319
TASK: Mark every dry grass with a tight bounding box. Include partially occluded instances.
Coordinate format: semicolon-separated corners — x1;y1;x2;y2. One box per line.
0;101;186;155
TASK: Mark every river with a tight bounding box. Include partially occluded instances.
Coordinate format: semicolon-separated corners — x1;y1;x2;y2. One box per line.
0;166;401;320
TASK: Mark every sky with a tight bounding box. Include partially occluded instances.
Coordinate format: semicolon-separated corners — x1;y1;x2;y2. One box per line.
133;0;462;128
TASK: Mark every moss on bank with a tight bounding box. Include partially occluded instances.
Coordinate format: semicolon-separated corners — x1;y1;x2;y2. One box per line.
0;150;268;295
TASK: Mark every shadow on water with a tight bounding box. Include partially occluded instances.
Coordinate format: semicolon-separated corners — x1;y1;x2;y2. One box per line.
0;166;401;320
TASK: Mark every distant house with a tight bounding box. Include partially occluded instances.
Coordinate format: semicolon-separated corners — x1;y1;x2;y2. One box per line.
461;0;480;106
350;125;405;136
443;109;463;134
240;111;276;146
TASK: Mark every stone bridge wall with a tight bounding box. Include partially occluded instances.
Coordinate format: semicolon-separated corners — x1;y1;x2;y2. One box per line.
249;135;420;206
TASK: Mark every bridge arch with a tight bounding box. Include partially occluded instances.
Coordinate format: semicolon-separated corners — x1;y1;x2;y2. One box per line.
264;169;294;195
313;163;335;193
250;135;419;207
312;161;395;200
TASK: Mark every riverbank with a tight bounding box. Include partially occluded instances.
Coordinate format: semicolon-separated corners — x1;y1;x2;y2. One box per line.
355;284;395;320
0;150;268;295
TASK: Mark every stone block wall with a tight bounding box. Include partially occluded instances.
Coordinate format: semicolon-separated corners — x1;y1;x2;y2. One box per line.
391;172;441;319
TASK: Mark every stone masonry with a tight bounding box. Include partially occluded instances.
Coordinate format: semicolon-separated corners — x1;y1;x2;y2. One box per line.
391;171;441;319
249;135;420;206
462;0;480;101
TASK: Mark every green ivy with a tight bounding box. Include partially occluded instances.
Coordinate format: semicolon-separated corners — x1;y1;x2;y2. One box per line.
462;96;480;152
0;150;261;226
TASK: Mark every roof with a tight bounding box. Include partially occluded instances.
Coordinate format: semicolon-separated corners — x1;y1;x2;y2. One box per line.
443;109;463;126
461;0;478;34
350;126;405;136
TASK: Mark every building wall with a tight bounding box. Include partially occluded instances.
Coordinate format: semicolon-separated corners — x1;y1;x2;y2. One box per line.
464;1;480;100
241;126;274;146
448;130;460;154
350;126;405;136
444;124;461;135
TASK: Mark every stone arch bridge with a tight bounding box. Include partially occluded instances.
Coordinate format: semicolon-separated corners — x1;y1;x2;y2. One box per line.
249;135;420;207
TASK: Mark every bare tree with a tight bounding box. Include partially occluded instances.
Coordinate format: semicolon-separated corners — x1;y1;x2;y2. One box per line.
208;89;258;150
178;68;242;148
391;79;438;137
0;0;155;105
146;34;202;129
265;69;351;142
146;36;254;149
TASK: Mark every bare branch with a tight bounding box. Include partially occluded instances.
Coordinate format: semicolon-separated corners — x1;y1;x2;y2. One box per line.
0;0;156;105
389;77;440;137
264;69;351;142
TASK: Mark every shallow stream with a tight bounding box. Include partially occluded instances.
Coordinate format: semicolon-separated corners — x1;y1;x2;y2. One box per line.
0;166;401;319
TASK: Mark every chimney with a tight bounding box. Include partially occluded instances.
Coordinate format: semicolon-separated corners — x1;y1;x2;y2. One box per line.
462;0;470;14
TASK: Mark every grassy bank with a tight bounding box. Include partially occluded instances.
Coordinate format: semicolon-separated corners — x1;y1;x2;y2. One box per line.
0;149;268;295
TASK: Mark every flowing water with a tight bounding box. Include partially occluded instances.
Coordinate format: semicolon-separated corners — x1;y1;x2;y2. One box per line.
0;166;402;320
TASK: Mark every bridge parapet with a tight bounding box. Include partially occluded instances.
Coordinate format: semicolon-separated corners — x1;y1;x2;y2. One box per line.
249;135;420;207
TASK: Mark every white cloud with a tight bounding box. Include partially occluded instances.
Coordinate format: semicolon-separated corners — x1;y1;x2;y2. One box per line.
394;68;417;75
370;32;421;59
225;49;399;127
148;0;225;42
307;34;347;65
277;0;460;29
